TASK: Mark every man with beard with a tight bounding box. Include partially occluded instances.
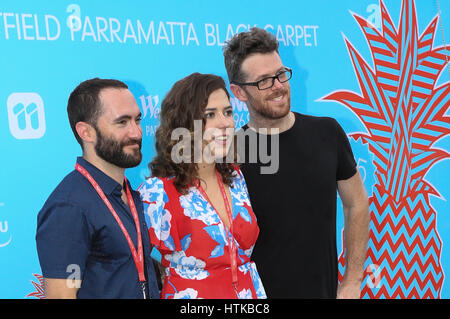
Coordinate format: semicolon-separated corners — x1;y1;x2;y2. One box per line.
36;78;159;299
223;28;369;299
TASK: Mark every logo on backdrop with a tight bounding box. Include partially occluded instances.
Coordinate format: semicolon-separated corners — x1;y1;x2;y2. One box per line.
0;201;12;248
7;92;46;140
0;220;12;248
139;94;160;137
230;97;249;129
138;94;251;134
320;0;449;298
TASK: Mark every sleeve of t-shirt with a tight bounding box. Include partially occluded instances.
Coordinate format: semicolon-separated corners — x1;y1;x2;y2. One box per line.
334;119;357;181
36;201;91;279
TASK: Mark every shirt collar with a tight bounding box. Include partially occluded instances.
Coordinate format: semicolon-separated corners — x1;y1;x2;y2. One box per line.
76;157;124;196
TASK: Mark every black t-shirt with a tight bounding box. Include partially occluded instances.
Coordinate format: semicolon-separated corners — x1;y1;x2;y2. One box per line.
238;112;357;298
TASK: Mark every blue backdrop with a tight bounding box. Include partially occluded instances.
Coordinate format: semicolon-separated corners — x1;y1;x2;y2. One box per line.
1;0;449;298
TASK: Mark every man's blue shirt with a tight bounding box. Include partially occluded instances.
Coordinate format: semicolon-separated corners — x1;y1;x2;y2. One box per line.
36;157;159;299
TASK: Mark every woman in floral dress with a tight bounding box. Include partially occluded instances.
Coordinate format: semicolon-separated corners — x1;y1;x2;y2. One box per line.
139;73;266;299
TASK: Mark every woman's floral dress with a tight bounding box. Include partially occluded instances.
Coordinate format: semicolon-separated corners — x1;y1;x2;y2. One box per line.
139;168;266;299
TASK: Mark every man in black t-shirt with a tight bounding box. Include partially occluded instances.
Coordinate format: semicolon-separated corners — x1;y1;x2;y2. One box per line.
223;28;369;298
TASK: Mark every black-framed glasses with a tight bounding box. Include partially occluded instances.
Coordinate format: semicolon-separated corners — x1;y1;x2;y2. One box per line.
232;67;292;90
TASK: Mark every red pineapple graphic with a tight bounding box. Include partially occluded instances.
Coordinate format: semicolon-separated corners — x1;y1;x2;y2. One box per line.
321;0;449;298
26;274;45;299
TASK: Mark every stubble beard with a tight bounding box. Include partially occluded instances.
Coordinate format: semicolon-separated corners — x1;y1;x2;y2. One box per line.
245;87;291;121
94;126;142;168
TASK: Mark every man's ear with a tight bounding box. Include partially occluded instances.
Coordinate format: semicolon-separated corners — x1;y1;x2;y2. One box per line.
75;121;96;145
230;83;248;102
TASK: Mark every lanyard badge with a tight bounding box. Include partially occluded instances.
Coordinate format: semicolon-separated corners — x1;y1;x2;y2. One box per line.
75;163;147;299
197;170;239;295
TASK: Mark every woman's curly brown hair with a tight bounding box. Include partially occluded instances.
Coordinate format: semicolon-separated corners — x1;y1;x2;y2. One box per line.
149;73;237;194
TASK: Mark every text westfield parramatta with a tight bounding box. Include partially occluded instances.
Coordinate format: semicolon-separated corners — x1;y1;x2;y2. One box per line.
0;8;319;47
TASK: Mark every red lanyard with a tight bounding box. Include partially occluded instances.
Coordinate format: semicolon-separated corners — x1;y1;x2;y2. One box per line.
196;170;239;292
75;163;147;297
